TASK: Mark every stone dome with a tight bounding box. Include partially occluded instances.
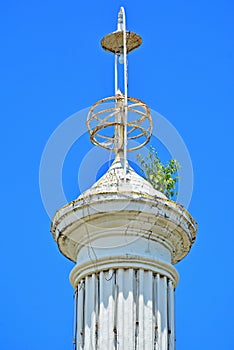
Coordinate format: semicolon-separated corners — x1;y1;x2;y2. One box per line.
77;154;167;202
51;154;197;265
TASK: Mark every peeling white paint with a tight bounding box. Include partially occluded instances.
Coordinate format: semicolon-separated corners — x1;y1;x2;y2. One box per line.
51;158;197;349
73;269;175;349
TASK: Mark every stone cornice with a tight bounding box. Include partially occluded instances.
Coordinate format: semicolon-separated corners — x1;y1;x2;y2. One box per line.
51;193;197;264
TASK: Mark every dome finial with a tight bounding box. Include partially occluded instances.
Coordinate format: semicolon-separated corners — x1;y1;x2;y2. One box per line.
86;8;152;178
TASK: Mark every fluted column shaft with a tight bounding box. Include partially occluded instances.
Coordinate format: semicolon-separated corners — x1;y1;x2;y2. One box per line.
72;268;175;350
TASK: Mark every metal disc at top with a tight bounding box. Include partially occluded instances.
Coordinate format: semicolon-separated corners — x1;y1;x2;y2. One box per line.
101;30;142;54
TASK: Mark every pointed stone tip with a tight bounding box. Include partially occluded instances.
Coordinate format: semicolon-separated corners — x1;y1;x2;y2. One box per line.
76;151;167;201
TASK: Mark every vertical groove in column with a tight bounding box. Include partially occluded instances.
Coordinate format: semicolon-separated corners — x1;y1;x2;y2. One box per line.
95;274;100;350
123;269;135;349
167;280;175;350
73;287;78;349
117;268;124;349
138;269;144;349
161;276;168;350
98;272;104;348
133;269;139;350
144;271;153;348
77;279;85;350
99;271;112;348
153;274;158;350
108;269;115;349
90;274;96;349
98;270;116;349
156;273;161;350
84;276;92;350
113;270;118;350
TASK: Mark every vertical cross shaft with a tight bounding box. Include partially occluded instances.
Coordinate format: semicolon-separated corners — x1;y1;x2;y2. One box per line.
114;7;128;175
100;6;142;171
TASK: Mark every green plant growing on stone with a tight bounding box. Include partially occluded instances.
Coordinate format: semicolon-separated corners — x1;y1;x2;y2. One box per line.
136;147;181;199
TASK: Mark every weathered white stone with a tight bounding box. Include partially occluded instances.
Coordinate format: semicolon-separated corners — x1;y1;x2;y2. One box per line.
51;156;197;349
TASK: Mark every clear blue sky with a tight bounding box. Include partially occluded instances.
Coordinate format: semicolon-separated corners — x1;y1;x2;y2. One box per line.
1;0;234;349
